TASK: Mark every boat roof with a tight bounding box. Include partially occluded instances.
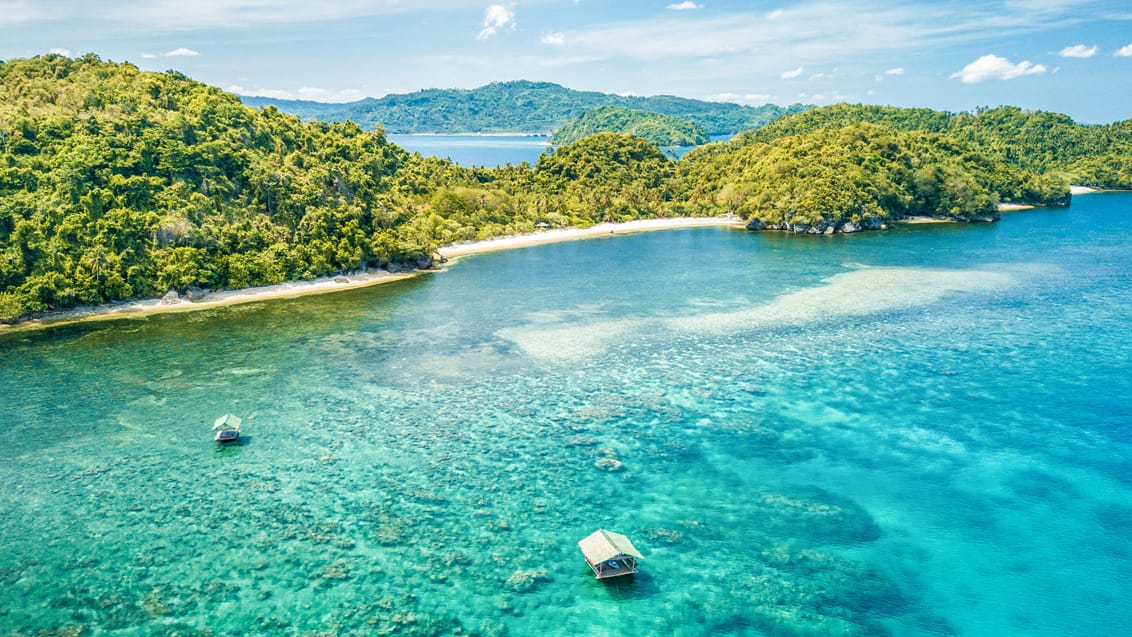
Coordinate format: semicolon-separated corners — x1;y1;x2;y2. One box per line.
213;413;242;430
578;529;644;563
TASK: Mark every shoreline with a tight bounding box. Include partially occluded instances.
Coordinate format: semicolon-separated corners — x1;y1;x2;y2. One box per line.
1;216;742;334
0;271;421;334
437;216;743;258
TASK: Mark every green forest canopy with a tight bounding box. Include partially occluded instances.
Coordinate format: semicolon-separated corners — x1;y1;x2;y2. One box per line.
1;55;1128;322
551;106;709;147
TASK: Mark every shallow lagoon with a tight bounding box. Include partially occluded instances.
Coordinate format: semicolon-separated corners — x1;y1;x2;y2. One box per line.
2;194;1131;636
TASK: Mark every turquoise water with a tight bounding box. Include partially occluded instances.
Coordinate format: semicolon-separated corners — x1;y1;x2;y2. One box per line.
2;194;1131;636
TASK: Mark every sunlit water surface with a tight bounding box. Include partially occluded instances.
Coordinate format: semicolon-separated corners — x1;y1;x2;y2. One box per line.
2;194;1131;636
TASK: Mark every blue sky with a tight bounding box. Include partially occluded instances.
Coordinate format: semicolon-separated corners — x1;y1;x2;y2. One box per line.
3;0;1131;123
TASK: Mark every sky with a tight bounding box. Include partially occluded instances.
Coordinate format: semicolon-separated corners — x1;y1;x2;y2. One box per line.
2;0;1131;123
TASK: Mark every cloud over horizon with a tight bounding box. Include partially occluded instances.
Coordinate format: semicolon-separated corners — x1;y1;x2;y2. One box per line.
227;84;368;103
705;92;775;105
165;47;200;57
666;1;702;9
951;54;1047;83
478;4;515;40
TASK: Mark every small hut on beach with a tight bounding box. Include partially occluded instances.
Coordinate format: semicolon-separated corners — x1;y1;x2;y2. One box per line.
578;529;643;579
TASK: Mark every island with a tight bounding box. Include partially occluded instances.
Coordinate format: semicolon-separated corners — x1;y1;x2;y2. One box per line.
1;54;1129;324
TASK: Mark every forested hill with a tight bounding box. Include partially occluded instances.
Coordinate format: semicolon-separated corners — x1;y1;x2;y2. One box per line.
551;106;709;147
734;103;1132;189
241;80;808;135
675;122;1069;231
0;54;469;321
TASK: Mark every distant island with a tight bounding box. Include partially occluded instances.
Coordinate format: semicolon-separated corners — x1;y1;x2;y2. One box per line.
1;54;1129;324
239;80;809;136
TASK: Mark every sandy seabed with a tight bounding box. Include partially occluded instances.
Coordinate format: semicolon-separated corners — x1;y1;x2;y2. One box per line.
1;216;743;332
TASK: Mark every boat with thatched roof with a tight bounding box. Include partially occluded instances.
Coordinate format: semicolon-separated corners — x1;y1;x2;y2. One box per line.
578;529;643;579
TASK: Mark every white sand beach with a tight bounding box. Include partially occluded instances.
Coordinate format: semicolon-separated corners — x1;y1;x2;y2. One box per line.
2;216;743;332
437;216;743;258
1;270;421;332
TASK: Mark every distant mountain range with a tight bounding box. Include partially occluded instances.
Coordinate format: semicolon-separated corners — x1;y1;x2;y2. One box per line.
239;80;810;136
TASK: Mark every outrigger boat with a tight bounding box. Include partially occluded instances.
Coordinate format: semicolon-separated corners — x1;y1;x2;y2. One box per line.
212;413;242;443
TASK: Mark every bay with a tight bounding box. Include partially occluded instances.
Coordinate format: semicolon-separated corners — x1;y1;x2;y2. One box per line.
387;135;551;167
1;194;1130;635
386;134;731;167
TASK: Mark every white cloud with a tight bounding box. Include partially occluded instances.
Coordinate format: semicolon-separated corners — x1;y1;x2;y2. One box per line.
667;1;702;9
950;54;1047;83
165;47;200;57
781;66;803;79
227;85;289;100
48;47;71;56
799;90;852;103
0;1;61;26
523;0;1097;72
705;92;774;105
1114;44;1132;57
541;32;565;46
91;1;501;31
296;87;367;102
1058;44;1097;58
477;4;515;40
141;52;158;59
886;67;905;75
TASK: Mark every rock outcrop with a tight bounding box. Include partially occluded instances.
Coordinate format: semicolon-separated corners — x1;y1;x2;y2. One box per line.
745;217;887;234
185;286;209;301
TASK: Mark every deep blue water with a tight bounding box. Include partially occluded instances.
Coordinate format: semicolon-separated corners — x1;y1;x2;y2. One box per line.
1;194;1130;636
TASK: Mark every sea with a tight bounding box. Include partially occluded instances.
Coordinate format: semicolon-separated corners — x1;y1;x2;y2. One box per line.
1;191;1130;636
386;134;729;167
387;135;552;167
